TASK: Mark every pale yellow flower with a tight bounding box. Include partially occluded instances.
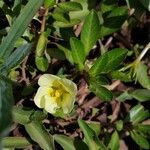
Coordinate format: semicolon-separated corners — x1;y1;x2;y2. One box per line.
34;74;77;115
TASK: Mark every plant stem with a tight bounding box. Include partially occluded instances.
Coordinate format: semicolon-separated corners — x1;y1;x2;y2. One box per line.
137;42;150;61
125;0;130;9
99;40;107;55
41;8;49;33
120;42;150;72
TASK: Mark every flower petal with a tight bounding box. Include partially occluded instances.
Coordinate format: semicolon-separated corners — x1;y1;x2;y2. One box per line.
34;74;77;116
61;93;75;114
34;87;49;108
44;95;59;114
58;78;77;96
38;74;60;87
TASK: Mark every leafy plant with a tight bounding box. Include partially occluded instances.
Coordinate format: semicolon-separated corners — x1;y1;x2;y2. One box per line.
1;0;150;149
0;0;44;144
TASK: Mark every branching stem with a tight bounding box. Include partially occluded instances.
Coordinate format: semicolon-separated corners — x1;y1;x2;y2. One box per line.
120;41;150;72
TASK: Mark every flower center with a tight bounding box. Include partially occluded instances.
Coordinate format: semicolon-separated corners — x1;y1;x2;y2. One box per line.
48;88;63;100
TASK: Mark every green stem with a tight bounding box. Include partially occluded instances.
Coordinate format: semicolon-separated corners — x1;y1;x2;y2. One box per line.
120;42;150;72
2;137;32;148
99;40;107;55
119;62;134;72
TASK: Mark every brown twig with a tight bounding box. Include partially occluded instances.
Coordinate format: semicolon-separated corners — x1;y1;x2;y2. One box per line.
40;8;49;33
111;101;121;122
19;56;29;84
105;80;121;91
104;37;113;49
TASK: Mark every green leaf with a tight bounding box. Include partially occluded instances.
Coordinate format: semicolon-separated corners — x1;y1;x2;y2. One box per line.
107;131;120;150
13;106;46;125
70;37;85;70
116;120;123;131
36;32;47;57
81;10;100;55
135;62;150;89
78;118;106;150
25;121;54;150
12;0;22;17
126;104;149;124
103;7;128;27
47;48;66;60
0;0;44;59
130;130;149;149
101;0;117;14
90;75;110;85
116;91;133;102
21;84;35;96
136;124;150;135
73;138;89;150
90;81;113;101
0;76;13;137
30;110;47;122
138;0;150;11
69;0;89;21
58;2;82;12
86;121;101;136
54;19;80;28
130;89;150;102
110;70;132;82
60;27;76;41
55;43;73;63
2;137;31;149
44;0;56;8
54;135;88;150
0;43;32;74
35;56;49;72
99;7;128;38
99;25;116;39
12;106;34;125
90;48;128;76
54;134;76;150
52;11;70;23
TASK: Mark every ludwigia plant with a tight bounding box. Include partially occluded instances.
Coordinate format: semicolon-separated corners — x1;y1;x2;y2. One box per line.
1;0;150;149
